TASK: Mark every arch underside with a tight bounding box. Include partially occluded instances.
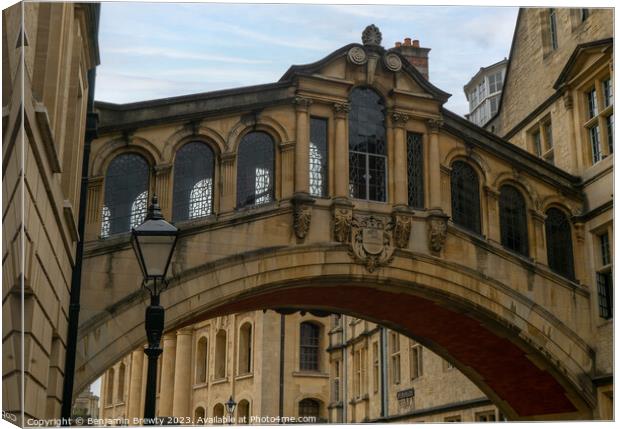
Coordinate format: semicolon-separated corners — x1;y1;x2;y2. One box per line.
76;247;594;421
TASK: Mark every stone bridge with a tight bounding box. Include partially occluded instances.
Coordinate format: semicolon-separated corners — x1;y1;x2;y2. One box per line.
75;28;599;421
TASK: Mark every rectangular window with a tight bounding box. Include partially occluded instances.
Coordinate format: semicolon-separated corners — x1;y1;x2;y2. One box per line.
410;344;423;380
354;350;361;397
587;88;599;118
600;232;611;265
476;411;497;422
580;8;589;22
445;416;462;422
544;121;553;149
309;117;328;197
407;133;424;209
603;78;613;108
607;115;614;154
391;332;400;384
597;271;613;320
333;361;340;402
590;125;602;163
490;95;499;116
549;9;558;50
533;130;542;157
489;71;503;93
372;342;379;393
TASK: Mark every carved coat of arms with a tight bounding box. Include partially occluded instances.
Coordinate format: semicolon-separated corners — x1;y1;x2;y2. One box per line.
349;215;394;272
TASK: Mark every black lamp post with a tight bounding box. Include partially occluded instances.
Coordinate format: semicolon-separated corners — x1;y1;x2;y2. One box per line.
131;195;178;423
225;396;237;425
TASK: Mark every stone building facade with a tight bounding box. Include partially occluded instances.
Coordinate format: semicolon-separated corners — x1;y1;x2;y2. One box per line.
2;2;100;423
486;7;613;419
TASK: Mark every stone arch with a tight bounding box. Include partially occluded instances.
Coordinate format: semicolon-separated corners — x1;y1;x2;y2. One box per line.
236;398;251;424
91;136;161;177
214;328;227;380
226;115;290;154
443;147;490;184
74;245;594;421
237;321;253;375
194;405;206;420
296;396;324;419
195;335;209;384
540;195;580;218
163;126;225;164
492;172;540;209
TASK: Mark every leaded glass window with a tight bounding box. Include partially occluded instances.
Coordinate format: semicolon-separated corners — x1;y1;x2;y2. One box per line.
450;161;481;234
173;142;215;221
590;125;602;163
102;153;149;237
309;117;328;197
597;271;613;319
407;133;424;209
300;322;320;371
499;185;529;256
544;208;574;279
348;87;387;202
236;132;275;208
549;9;558;50
299;399;320;419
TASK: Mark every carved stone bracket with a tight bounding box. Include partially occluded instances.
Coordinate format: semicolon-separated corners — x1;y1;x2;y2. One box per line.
291;193;315;240
349;214;395;273
427;212;449;254
392;210;413;249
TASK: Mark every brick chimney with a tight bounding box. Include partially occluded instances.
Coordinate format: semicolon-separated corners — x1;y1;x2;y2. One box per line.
392;37;431;80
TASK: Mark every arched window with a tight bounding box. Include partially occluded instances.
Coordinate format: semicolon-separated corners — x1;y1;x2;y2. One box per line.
195;337;208;384
236;132;275;208
117;363;125;402
106;368;115;405
214;329;227;379
545;208;575;279
499;185;529;256
237;400;250;424
101;153;149;237
194;407;205;421
213;403;224;423
348;87;387;202
173;142;215;221
238;323;252;375
450;161;481;234
298;398;321;419
300;322;320;372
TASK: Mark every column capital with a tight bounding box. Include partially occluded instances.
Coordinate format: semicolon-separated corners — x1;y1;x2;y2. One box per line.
154;163;173;176
390;111;410;128
293;96;313;112
221;152;236;165
333;102;351;118
426;118;444;133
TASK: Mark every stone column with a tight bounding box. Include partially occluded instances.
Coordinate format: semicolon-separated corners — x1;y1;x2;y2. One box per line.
158;334;177;417
220;153;236;212
294;96;313;195
127;350;144;420
333;102;351;199
530;209;548;265
172;329;193;418
563;92;579;174
427;119;443;209
154;163;173;220
391;112;409;207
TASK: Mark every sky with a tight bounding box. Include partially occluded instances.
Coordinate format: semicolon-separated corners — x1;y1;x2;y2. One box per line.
95;2;519;116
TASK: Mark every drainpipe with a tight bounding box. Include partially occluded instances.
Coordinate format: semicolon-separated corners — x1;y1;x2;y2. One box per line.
60;65;99;422
380;327;388;418
341;314;347;423
278;314;285;420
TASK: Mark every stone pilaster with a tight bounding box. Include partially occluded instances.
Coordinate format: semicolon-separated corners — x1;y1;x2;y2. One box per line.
158;334;177;417
293;96;313;195
154;163;173;220
86;176;104;238
333;102;351;199
172;329;193;418
391;112;409;207
127;350;144;419
280;141;296;200
427;119;443;209
484;186;500;244
530;209;548;265
220;153;236;212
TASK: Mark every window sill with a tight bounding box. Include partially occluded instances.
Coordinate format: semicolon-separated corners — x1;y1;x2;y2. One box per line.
292;371;329;378
235;372;253;381
192;382;209;390
211;377;228;385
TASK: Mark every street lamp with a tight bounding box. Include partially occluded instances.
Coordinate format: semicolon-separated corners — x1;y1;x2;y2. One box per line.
131;195;178;423
225;396;237;425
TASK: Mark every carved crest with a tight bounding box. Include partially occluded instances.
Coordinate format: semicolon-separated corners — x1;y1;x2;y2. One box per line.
392;214;412;249
349;215;395;272
383;52;402;72
427;214;448;254
333;208;353;243
347;46;368;65
362;24;382;46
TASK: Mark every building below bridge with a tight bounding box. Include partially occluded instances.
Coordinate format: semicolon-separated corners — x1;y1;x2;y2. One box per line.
95;311;501;424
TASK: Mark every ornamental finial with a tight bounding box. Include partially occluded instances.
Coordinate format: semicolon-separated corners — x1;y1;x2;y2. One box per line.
362;24;382;47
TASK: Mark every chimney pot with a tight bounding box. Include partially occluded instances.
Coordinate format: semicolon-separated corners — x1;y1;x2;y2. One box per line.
412;39;420;48
404;37;412;46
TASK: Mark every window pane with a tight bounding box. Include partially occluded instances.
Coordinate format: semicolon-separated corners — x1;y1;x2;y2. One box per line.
450;161;481;234
549;9;558;50
587;88;598;118
590;125;602;163
309;117;328;197
533;130;542;157
597;271;613;319
237;132;275;208
173;142;214;221
544;121;553;149
368;154;387;202
300;323;320;371
103;153;149;237
407;133;424;209
603;78;613;107
607;114;614;154
349;152;366;199
499;185;529;256
600;232;611;266
545;208;575;279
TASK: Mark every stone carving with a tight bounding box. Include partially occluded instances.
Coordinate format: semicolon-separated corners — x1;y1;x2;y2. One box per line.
347;46;368;65
292;196;314;240
350;215;394;272
392;214;412;249
333;208;353;243
293;96;313;111
563;93;574;109
391;112;410;127
333;102;351;117
362;24;382;46
427;214;448;254
426;118;443;133
383;52;402;72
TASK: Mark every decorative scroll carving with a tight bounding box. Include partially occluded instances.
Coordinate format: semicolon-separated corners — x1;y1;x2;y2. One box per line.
292;194;315;240
427;213;449;254
349;215;394;272
347;46;368;65
333;208;353;243
392;213;412;249
362;24;382;46
383;52;402;72
293;96;313;111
